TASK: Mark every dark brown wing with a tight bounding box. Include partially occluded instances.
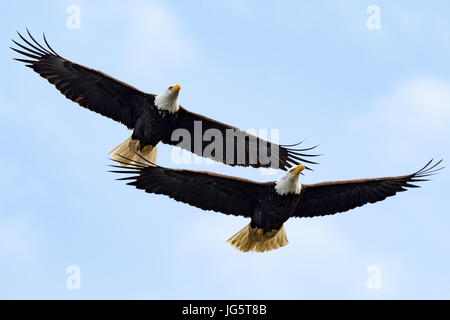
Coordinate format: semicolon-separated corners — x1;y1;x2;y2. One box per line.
161;107;319;171
110;158;270;217
293;159;443;218
11;30;152;129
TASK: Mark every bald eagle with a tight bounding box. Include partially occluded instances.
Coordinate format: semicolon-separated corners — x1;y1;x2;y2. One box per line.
112;158;442;252
11;30;318;170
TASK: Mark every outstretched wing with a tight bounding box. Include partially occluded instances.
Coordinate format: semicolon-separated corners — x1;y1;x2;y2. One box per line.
11;30;152;129
111;158;270;217
293;159;443;218
162;107;319;171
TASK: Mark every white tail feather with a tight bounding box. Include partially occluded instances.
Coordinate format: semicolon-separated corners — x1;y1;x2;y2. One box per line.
109;136;158;166
227;224;288;253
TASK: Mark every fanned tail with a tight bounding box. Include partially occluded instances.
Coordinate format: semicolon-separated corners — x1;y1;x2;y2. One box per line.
109;136;158;167
227;224;288;253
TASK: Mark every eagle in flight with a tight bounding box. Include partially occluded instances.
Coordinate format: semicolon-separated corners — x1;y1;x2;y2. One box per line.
12;30;318;170
112;157;443;252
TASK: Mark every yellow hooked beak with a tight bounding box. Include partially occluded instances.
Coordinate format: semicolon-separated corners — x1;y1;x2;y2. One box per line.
291;164;306;175
169;84;181;92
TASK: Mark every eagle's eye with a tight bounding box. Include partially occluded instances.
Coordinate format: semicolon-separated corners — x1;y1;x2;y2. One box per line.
168;86;173;90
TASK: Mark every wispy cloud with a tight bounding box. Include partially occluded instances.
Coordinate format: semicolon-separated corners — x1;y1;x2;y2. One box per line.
358;76;450;134
350;75;450;165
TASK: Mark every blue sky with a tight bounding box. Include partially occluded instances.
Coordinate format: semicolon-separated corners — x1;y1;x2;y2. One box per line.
1;0;449;299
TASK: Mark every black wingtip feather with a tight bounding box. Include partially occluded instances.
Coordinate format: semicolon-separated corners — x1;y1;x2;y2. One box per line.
42;32;60;57
13;58;35;63
115;155;148;167
27;28;51;54
16;30;48;56
109;158;147;169
10;47;40;59
280;142;321;170
287;144;321;152
414;159;444;178
12;29;61;64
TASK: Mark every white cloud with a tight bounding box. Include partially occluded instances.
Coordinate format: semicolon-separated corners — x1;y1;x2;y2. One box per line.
405;77;450;127
349;75;450;165
357;76;450;134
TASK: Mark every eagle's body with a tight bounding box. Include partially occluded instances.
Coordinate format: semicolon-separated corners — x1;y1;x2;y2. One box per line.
252;185;300;231
133;101;178;147
112;158;443;252
12;30;318;169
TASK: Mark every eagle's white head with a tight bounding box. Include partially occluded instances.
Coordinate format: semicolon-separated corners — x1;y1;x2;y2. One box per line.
275;164;305;195
154;84;181;113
